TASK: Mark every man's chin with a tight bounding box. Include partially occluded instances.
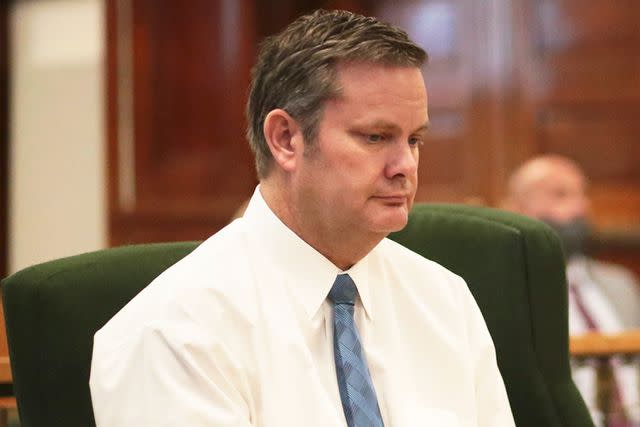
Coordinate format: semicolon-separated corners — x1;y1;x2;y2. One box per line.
369;212;410;234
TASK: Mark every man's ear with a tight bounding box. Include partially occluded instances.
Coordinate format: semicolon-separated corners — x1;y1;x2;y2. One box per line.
263;109;303;172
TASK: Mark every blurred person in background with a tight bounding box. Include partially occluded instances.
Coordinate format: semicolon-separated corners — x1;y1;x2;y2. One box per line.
504;154;640;427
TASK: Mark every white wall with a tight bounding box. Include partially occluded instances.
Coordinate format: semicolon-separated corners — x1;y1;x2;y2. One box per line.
9;0;106;273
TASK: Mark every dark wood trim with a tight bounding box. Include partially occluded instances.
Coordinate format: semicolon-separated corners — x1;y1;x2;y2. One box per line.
106;0;118;247
0;0;9;279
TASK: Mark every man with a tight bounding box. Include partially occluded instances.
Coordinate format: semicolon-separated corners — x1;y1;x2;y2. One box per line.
90;10;514;427
504;154;640;426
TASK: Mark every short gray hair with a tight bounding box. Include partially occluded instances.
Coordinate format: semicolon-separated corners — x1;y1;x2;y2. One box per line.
246;9;427;179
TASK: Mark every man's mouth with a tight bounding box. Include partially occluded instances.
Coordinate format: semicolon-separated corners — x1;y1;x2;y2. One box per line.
374;195;408;204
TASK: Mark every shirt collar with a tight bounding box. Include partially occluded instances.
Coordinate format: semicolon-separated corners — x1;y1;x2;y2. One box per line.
242;186;375;320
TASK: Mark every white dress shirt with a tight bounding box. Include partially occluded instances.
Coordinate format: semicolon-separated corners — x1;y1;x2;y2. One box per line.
567;257;623;335
90;186;515;427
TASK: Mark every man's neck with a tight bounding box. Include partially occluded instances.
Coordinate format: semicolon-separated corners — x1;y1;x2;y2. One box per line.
259;181;383;270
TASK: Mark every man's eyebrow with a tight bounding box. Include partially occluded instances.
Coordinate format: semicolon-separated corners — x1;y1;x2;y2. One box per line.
358;120;431;133
363;120;401;132
413;122;431;133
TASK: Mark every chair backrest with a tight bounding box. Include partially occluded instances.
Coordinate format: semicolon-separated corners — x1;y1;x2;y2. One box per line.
388;204;593;427
2;242;199;427
1;204;593;427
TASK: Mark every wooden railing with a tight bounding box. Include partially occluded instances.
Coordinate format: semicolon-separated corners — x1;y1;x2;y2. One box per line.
571;331;640;357
570;331;640;426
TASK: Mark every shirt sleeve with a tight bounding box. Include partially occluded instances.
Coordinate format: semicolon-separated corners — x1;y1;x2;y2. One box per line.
457;275;516;427
89;318;254;427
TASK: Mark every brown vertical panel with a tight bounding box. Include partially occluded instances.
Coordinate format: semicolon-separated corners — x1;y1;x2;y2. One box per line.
109;0;261;244
131;1;255;200
106;0;118;241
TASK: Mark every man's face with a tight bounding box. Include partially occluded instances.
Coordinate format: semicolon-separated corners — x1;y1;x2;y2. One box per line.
291;62;429;239
522;164;589;223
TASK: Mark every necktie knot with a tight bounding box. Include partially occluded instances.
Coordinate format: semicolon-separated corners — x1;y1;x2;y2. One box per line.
328;274;358;305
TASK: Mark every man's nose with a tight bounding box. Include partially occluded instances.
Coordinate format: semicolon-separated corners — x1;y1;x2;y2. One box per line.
385;142;418;180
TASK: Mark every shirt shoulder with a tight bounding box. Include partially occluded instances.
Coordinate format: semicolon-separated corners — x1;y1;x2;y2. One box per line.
377;237;465;282
375;237;470;301
375;238;497;365
95;218;259;349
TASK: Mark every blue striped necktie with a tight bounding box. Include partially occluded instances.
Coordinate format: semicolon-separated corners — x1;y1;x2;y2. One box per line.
328;274;384;427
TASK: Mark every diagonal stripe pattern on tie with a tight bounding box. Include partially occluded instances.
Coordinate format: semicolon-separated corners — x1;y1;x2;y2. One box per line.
328;274;384;427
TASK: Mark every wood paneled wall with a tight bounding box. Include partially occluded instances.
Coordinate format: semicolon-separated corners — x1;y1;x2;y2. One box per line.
513;0;640;228
108;0;258;244
107;0;640;273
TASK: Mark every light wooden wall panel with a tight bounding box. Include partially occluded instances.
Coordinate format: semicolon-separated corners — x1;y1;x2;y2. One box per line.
0;0;10;383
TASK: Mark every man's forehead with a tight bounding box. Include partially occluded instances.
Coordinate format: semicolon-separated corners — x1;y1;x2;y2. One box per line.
333;61;425;85
330;64;427;106
535;170;587;197
520;159;585;189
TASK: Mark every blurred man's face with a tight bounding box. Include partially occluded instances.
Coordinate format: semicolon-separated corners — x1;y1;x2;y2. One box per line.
291;62;429;239
521;164;589;223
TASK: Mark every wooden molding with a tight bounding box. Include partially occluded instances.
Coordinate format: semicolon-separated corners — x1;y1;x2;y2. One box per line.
570;331;640;357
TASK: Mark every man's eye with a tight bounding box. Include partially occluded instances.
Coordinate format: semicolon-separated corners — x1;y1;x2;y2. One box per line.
409;136;424;146
367;134;384;143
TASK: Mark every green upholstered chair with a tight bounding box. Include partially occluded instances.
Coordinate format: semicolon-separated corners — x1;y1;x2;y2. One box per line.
1;242;199;427
389;204;594;427
1;204;593;427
